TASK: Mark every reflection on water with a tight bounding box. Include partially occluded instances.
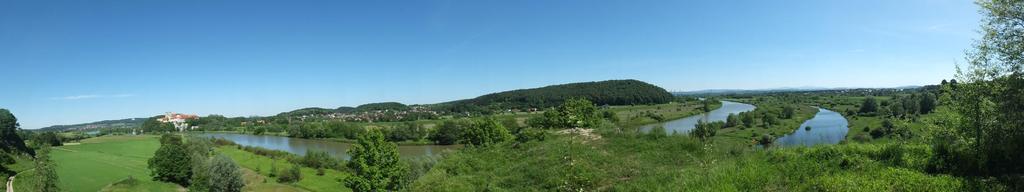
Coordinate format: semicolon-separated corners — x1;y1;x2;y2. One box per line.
774;108;849;147
640;101;757;134
200;133;459;160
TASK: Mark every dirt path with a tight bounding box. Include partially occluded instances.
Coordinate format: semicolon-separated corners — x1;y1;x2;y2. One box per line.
6;175;13;192
7;168;35;192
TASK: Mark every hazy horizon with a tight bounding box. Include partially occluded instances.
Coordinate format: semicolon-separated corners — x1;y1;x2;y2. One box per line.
1;0;979;129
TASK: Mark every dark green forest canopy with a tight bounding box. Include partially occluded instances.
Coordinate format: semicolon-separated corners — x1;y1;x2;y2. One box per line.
355;102;410;112
278;107;343;117
436;79;674;112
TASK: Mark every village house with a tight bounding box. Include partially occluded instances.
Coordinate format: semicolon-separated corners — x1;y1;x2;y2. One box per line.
157;112;199;132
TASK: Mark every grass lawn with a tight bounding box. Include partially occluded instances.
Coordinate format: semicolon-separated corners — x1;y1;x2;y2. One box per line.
216;146;351;192
43;135;182;192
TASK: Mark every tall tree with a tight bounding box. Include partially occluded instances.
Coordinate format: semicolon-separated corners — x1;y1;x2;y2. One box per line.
858;97;879;114
781;106;797;119
148;134;193;186
741;112;756;128
346;129;405;191
930;0;1024;177
0;109;32;155
919;93;937;114
725;114;740;127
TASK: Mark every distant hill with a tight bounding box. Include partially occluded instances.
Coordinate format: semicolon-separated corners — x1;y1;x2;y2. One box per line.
55;79;676;126
38;118;146;131
436;79;674;112
356;102;410;112
674;86;925;96
278;107;339;117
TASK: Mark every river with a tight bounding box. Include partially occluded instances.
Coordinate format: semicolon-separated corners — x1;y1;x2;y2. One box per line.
199;133;459;160
639;101;757;134
774;107;849;147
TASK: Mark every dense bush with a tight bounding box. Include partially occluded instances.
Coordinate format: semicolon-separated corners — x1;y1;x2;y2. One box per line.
513;127;549;143
460;118;513;146
527;98;601;129
326;121;362;140
689;120;719;141
34;132;62;147
190;155;244;192
647;126;667;139
429;120;469;145
858;97;879;114
300;150;341;170
276;164;303;183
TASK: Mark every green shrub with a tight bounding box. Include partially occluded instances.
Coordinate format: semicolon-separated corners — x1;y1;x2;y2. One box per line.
276;164;302;183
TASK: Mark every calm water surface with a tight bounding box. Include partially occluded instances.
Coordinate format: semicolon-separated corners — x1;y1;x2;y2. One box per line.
200;133;459;160
640;101;757;134
774;108;849;147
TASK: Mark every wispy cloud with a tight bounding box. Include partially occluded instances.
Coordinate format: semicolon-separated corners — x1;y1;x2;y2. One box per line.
51;94;135;100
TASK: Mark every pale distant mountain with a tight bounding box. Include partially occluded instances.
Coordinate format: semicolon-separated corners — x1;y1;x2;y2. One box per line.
38;118;147;131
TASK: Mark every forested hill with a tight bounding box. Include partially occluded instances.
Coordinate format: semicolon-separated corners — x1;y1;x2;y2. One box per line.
38;117;146;131
436;79;674;113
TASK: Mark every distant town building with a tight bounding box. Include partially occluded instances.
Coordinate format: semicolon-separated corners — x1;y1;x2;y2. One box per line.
158;112;199;132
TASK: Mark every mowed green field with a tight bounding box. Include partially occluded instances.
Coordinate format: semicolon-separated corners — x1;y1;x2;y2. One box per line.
45;135;181;192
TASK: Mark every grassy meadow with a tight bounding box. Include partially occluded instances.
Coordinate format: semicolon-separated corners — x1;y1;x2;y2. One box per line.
42;135;181;192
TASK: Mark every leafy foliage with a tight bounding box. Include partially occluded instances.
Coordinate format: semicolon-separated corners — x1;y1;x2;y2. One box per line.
141;116;175;133
459;118;513;146
385;122;428;142
528;98;601;129
148;134;193;186
276;164;303;183
859;97;879;114
346;129;406;191
922;2;1024;189
190;154;244;192
690;120;720;141
429;119;470;145
34;132;62;147
300;150;341;170
34;147;60;192
0;109;32;156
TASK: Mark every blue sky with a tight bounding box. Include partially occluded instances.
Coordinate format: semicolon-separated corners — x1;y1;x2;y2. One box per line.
1;0;980;129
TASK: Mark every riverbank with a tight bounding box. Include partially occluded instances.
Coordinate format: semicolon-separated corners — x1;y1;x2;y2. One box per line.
612;101;723;129
714;98;819;147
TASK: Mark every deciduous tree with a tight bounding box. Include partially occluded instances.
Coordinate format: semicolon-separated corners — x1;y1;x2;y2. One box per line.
346;129;405;191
